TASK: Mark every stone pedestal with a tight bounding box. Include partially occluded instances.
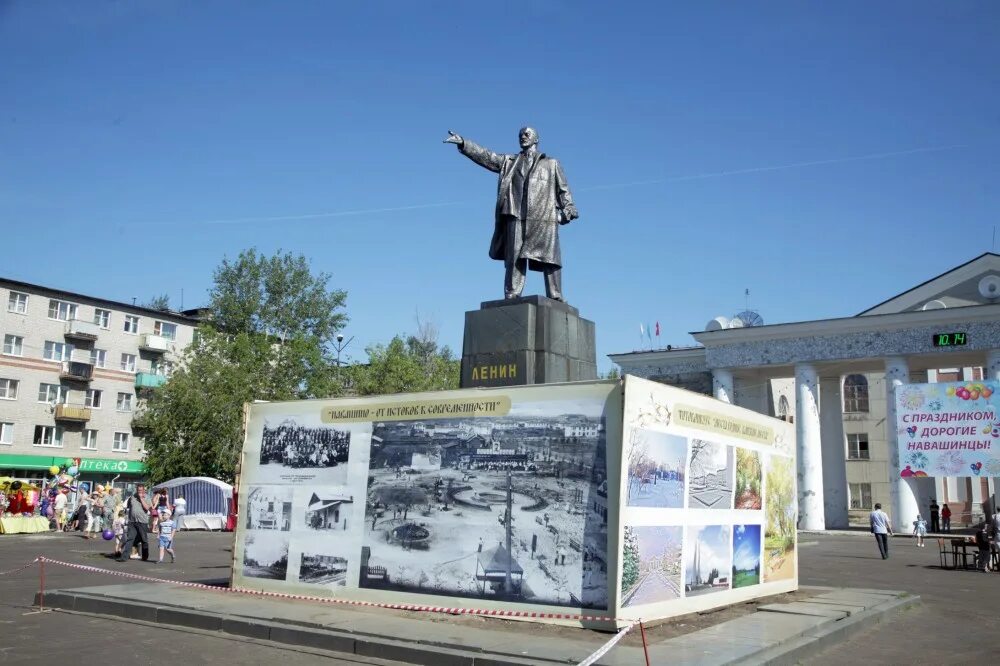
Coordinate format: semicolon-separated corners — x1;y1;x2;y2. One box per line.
460;296;597;388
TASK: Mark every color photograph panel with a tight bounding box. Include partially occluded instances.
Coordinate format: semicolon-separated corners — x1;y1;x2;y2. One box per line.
684;524;731;596
626;430;686;508
732;524;762;588
764;455;796;582
621;525;683;607
735;448;763;510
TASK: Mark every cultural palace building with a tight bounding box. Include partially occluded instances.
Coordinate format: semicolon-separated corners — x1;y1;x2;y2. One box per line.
610;253;1000;532
0;277;199;487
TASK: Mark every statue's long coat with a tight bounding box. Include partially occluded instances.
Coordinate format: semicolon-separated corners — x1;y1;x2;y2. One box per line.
459;139;577;270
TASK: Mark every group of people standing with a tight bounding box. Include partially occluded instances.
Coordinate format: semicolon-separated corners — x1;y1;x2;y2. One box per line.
57;485;123;538
114;485;186;564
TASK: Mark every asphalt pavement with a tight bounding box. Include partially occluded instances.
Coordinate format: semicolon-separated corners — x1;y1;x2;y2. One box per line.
1;528;997;664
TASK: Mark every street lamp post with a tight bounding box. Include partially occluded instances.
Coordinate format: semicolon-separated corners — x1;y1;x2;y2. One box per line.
333;333;354;368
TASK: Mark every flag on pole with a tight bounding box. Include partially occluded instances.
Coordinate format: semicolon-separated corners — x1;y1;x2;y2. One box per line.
646;323;653;345
655;321;660;337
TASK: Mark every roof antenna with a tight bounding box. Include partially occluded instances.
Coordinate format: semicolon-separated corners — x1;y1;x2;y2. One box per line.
993;225;997;252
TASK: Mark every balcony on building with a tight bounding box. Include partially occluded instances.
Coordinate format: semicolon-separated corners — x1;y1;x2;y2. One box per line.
64;319;100;341
54;404;91;422
135;372;168;390
60;351;95;382
139;333;169;353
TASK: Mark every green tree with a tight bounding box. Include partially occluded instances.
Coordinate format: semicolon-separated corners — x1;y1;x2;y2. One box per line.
351;334;459;396
143;294;171;311
136;249;348;483
621;526;640;594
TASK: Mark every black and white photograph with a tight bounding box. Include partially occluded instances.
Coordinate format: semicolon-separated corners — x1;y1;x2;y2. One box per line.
256;418;351;484
304;490;355;531
245;485;293;531
687;439;734;509
242;532;290;581
359;394;610;609
299;552;349;586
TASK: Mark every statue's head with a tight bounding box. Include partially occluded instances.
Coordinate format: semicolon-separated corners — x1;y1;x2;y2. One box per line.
519;126;539;150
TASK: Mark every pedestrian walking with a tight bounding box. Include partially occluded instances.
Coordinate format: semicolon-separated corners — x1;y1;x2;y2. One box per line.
929;499;940;533
974;523;991;572
117;484;152;562
912;514;927;547
157;511;177;564
53;490;67;531
172;494;186;531
990;511;1000;571
942;504;952;532
870;503;893;559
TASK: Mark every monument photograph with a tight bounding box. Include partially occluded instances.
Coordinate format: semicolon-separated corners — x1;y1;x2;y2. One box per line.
359;397;609;609
620;525;683;607
626;430;687;508
732;524;762;588
764;455;796;582
734;448;763;510
684;524;731;597
242;532;289;581
687;440;734;509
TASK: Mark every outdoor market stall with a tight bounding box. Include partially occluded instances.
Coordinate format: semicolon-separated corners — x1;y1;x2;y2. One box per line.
0;478;49;534
152;477;234;531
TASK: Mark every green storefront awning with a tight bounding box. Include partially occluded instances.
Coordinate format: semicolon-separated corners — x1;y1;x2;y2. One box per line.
0;453;146;474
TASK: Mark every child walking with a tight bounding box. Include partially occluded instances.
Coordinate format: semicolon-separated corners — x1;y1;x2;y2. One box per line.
913;514;927;547
112;508;126;558
157;511;177;564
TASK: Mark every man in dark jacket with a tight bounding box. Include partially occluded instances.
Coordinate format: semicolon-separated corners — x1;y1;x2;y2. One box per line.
445;127;579;301
117;485;151;562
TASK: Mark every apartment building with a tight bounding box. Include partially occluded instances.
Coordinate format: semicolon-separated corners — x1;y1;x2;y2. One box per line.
0;278;199;486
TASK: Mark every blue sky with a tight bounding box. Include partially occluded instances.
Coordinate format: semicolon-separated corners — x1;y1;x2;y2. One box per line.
733;524;761;571
2;2;998;371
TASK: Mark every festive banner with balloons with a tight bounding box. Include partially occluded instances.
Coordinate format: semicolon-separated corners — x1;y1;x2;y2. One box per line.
895;380;1000;477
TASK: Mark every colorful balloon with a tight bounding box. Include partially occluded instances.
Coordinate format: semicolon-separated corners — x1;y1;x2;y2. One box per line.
49;465;60;475
101;529;115;541
67;466;79;476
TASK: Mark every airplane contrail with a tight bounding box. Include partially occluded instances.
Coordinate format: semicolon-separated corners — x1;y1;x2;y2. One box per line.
168;143;966;226
577;144;967;192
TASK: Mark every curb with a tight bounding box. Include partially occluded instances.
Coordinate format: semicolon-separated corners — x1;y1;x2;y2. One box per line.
35;589;563;666
731;594;919;665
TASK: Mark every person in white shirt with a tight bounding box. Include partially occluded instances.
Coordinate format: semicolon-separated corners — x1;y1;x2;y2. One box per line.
869;503;893;560
173;495;187;531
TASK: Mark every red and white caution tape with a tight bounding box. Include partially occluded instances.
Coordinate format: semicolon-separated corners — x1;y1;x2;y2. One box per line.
575;621;635;666
0;557;39;577
34;557;618;623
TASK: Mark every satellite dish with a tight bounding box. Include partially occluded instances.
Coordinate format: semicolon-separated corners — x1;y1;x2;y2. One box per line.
728;317;745;329
733;310;764;327
978;275;1000;300
921;300;947;310
705;316;729;331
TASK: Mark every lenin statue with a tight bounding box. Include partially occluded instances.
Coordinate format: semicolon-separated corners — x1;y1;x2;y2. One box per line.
445;127;579;302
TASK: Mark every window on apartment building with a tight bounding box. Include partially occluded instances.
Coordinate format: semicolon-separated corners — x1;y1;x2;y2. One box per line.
153;321;177;340
120;353;136;373
0;378;19;400
43;340;72;362
33;425;63;448
843;374;870;413
7;291;28;314
849;483;873;510
3;334;23;356
38;383;68;404
123;315;139;334
972;367;984;381
90;349;107;368
113;432;130;452
116;392;132;412
85;389;102;409
847;433;870;460
82;430;98;450
0;422;12;445
93;308;111;329
48;299;78;321
151;360;173;377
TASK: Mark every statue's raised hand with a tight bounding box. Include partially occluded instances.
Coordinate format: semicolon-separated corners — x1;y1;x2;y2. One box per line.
443;130;463;145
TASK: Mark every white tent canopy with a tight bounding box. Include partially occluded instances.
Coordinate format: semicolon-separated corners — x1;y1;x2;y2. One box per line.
151;477;233;531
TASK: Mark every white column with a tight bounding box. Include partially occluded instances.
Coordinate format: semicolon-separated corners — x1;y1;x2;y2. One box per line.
795;363;825;530
713;369;734;404
886;356;920;532
820;376;849;528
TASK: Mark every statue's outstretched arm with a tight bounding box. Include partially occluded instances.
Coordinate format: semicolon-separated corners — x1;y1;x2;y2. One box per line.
444;130;505;173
